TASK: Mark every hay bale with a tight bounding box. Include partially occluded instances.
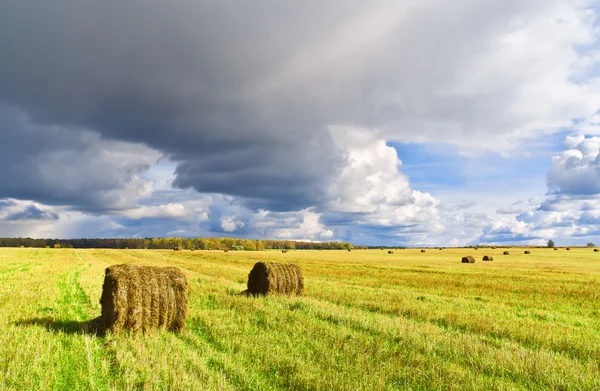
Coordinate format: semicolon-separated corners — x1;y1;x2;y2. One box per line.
524;250;530;254
281;249;288;253
224;249;229;253
474;248;478;250
594;249;599;252
174;247;182;251
388;250;394;254
45;246;50;248
482;255;493;261
566;247;571;251
503;251;510;255
246;262;303;296
99;264;188;333
461;256;476;263
421;250;426;253
554;248;558;250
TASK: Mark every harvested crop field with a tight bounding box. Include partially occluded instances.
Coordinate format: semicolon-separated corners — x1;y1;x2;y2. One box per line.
1;247;599;390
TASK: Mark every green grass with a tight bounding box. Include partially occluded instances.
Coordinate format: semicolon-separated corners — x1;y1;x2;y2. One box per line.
1;247;600;390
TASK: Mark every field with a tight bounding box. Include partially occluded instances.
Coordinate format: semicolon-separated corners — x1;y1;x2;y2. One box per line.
0;248;599;391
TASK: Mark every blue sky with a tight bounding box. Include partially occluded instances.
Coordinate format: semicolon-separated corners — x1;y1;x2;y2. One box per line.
2;1;600;246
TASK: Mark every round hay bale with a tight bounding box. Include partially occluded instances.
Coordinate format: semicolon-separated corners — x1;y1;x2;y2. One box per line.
421;250;426;253
566;248;571;251
482;255;493;261
282;249;288;253
554;248;558;250
388;250;394;254
461;256;476;263
594;249;599;252
503;251;510;255
246;262;304;296
99;264;188;334
474;248;478;250
223;249;229;252
524;250;531;254
174;247;182;251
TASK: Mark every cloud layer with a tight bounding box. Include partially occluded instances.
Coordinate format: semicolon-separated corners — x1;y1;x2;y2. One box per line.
1;1;600;244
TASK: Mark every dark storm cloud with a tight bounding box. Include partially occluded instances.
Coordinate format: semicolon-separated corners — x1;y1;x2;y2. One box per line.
0;0;543;213
4;205;59;221
0;106;158;211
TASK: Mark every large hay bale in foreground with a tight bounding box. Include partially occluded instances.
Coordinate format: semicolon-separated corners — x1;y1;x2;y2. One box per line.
99;264;188;333
524;250;530;254
503;251;510;255
482;255;493;261
461;256;476;263
246;262;303;296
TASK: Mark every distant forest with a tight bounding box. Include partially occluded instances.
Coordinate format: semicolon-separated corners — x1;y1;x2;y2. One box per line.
0;237;364;251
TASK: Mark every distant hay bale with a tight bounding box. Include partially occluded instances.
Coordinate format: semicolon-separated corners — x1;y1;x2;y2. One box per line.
595;249;599;252
190;248;195;251
439;248;443;250
554;248;558;250
421;250;426;253
19;245;24;248
99;264;188;334
482;255;493;261
524;250;530;254
388;250;394;254
461;256;476;263
566;248;571;251
492;247;496;249
245;262;303;296
348;249;352;252
45;246;50;248
282;249;288;253
174;247;182;251
224;249;229;253
474;248;478;250
503;251;510;255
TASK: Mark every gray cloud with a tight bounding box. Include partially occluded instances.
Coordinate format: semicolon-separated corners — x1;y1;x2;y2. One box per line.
1;0;595;216
4;205;58;221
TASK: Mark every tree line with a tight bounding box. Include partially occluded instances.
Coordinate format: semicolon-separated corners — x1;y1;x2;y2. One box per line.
0;237;362;251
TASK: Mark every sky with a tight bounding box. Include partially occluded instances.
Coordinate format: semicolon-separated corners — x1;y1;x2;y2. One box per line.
2;1;600;246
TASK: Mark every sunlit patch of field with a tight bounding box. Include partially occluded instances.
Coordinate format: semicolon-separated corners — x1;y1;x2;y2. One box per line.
1;247;599;390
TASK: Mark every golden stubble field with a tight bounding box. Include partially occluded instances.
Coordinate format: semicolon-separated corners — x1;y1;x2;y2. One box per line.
0;247;599;391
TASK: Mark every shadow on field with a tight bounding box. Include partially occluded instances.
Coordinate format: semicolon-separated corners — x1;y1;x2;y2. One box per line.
15;317;105;336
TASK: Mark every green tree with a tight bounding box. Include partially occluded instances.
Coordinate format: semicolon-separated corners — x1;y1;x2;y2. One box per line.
587;242;595;247
547;239;555;248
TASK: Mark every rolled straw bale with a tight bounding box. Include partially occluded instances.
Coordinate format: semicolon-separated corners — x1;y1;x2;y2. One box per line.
246;262;303;296
595;249;599;252
566;248;571;251
482;255;493;261
503;251;510;255
554;248;558;250
99;264;187;333
461;256;476;263
524;250;531;254
388;250;394;254
421;250;426;253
